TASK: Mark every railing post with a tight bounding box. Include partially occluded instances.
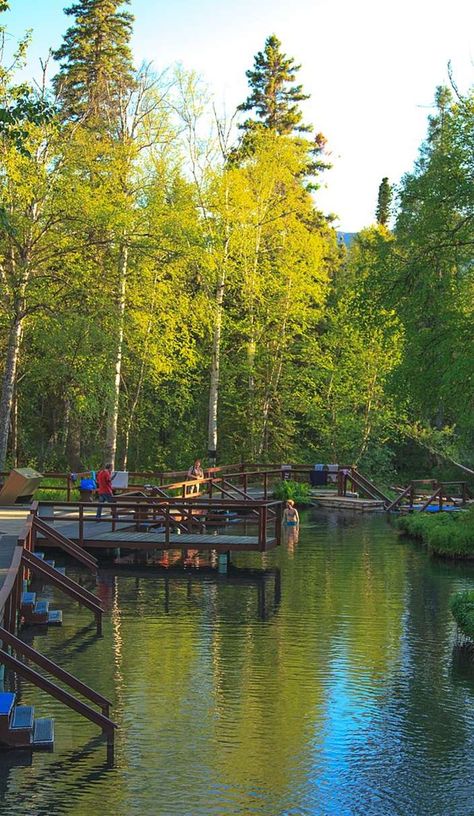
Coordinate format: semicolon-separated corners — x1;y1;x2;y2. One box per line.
409;482;414;510
439;488;443;511
261;506;267;551
31;518;37;553
79;504;84;547
243;473;248;494
275;502;282;547
263;472;268;500
165;509;170;547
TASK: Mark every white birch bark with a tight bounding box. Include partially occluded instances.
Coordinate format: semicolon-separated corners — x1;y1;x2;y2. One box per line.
104;243;128;468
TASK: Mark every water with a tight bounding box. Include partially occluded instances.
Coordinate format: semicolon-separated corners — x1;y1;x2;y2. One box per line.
1;509;474;816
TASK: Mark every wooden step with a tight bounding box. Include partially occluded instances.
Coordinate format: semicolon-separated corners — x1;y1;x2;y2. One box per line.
21;591;36;610
6;705;35;747
47;610;63;626
35;552;45;559
32;717;54;748
44;560;55;568
0;693;15;721
10;705;34;731
0;695;32;749
28;599;49;624
55;566;66;576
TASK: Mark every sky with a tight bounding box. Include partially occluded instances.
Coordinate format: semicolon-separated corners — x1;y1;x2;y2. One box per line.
4;0;473;231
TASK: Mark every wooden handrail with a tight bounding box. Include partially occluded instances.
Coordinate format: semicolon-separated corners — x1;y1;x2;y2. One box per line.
0;626;111;715
350;470;391;504
32;517;98;572
0;649;116;739
386;485;412;512
418;487;442;512
22;551;103;630
0;543;23;619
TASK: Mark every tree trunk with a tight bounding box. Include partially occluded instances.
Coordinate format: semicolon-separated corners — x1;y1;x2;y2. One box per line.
66;406;83;471
11;383;18;468
208;265;226;467
0;316;24;473
122;269;158;470
104;243;128;469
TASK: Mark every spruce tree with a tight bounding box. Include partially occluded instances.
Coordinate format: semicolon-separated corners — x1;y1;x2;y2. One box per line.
376;177;392;226
238;34;310;135
235;35;330;185
52;0;135;126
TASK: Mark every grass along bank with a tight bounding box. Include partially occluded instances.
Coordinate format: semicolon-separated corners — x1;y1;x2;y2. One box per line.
397;508;474;559
450;591;474;640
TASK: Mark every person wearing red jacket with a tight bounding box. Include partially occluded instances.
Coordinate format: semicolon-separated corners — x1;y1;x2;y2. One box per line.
96;464;115;520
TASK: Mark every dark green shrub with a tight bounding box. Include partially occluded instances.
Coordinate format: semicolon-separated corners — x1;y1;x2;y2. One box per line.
398;508;474;558
273;479;311;504
451;591;474;639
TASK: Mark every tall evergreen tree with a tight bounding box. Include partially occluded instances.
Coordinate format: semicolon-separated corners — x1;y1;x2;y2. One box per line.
238;34;310;135
52;0;135;126
235;35;330;185
376;176;392;226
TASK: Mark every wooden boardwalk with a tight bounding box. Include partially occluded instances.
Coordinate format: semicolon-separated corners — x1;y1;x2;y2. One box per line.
0;535;18;593
312;496;385;511
38;523;275;552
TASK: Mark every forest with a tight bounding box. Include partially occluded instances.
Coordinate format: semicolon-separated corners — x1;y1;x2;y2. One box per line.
0;0;472;481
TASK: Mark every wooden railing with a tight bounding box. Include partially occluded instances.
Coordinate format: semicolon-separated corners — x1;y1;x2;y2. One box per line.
386;480;472;512
0;507;116;757
0;542;23;635
22;462;324;500
0;650;116;758
22;550;103;635
35;496;284;552
0;626;112;717
31;516;98;572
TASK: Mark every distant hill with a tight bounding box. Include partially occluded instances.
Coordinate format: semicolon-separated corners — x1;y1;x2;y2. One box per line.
336;231;357;248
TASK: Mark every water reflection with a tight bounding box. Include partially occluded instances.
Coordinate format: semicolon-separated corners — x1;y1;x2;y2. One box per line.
0;511;473;815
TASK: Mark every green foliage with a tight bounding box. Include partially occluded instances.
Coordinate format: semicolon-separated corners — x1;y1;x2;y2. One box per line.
398;508;474;558
0;9;472;481
238;34;310;135
272;479;311;504
234;35;330;187
450;591;474;640
53;0;135;126
375;177;392;226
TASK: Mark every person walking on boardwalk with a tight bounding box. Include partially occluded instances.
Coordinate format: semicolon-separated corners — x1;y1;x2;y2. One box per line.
96;463;115;520
187;458;204;495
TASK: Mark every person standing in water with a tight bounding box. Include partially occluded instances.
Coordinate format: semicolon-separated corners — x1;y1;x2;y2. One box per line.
283;499;299;526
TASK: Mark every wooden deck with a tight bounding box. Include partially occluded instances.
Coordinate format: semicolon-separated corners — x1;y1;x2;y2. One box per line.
0;535;19;594
38;525;276;552
312;496;385;511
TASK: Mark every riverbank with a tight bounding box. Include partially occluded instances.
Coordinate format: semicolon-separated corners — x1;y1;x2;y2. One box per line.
450;590;474;640
397;508;474;559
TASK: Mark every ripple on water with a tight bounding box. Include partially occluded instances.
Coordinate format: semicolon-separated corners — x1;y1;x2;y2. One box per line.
0;511;473;815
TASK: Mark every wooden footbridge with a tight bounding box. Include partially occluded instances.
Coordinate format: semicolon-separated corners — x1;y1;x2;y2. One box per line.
34;495;283;553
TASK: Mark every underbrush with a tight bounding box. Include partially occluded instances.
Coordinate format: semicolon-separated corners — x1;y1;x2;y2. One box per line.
398;508;474;558
273;479;312;505
450;591;474;639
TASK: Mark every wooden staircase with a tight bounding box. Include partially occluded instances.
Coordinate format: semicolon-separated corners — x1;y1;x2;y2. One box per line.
21;553;65;627
0;692;53;750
